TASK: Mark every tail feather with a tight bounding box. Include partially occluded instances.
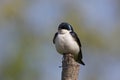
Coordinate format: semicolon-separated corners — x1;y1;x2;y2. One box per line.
76;51;85;65
76;59;85;65
79;60;85;65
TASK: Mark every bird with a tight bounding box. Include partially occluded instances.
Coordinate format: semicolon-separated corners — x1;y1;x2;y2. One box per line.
53;22;85;65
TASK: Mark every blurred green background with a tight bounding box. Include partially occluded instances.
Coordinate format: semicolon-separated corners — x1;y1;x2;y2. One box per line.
0;0;120;80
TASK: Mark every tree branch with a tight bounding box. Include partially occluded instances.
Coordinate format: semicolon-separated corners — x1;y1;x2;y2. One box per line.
61;53;80;80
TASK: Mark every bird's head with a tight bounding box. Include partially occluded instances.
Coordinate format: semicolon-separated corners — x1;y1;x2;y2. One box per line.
58;22;73;34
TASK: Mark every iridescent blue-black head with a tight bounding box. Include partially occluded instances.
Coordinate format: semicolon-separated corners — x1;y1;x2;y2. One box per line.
58;22;74;31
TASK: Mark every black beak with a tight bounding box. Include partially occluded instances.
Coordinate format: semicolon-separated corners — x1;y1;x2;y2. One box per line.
58;27;61;30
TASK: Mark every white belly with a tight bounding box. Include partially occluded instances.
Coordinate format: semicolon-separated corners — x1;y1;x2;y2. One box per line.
55;33;80;55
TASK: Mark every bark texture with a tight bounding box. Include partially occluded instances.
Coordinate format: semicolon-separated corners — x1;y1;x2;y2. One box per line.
61;53;80;80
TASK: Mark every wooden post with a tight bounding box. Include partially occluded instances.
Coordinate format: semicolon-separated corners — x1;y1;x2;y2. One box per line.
61;53;80;80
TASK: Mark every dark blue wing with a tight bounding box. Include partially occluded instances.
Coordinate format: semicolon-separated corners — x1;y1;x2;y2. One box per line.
53;32;58;44
70;32;81;47
70;32;85;65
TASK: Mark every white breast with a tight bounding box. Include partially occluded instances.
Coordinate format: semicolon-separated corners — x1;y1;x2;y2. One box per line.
55;32;80;55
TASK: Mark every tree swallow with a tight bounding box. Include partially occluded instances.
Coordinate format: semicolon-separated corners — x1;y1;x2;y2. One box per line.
53;22;85;65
